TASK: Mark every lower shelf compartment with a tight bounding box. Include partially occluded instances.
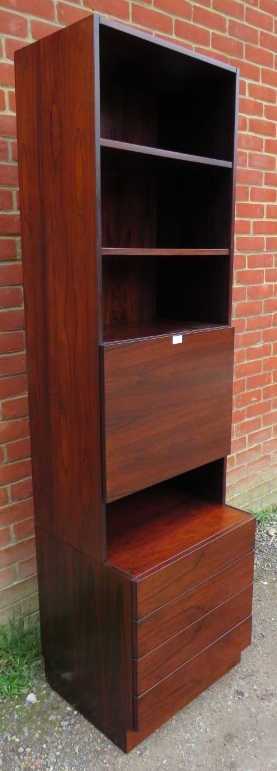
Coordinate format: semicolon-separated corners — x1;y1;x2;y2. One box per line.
133;617;252;733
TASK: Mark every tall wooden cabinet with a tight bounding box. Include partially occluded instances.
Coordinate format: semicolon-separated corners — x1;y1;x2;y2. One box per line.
15;15;255;752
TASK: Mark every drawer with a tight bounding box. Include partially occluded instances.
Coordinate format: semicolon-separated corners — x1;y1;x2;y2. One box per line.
101;326;234;502
134;552;254;657
133;514;255;619
133;586;253;695
133;617;252;732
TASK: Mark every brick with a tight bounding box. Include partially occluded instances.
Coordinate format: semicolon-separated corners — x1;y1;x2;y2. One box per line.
0;352;27;377
248;426;272;446
0;62;15;88
260;0;277;14
262;68;277;88
0;262;23;285
261;30;277;54
246;314;272;330
212;32;243;57
265;299;277;313
0;374;27;400
0;213;21;236
263;383;277;398
0;0;55;20
0;417;29;443
266;204;277;218
232;286;247;301
10;476;33;502
153;0;192;17
0;164;19;187
0;575;38;611
193;6;226;31
237;149;248;166
0;115;17;139
234;346;246;362
246;7;273;31
236;204;264;219
235;417;261;438
247;343;272;360
263;437;277;454
232;58;260;82
13;516;34;542
238;116;247;132
0;189;13;210
248;284;273;300
236;169;263;186
249;83;276;104
30;18;61;40
265;106;277;123
229;19;258;43
239;97;263;118
17;554;37;580
263;328;277;342
0;527;12;549
8;90;16;115
265;172;277;186
261;242;276;256
235;445;262;466
232;377;246;394
235;187;249;203
175;18;210;44
232;318;246;334
213;0;244;17
246;44;273;68
251;186;276;202
235;360;262;378
250;153;275;170
0;499;33;528
0;9;28;37
0;488;9;507
5;37;30;61
0;565;17;589
0;287;23;308
230;437;247;454
236;269;264;285
235;331;262;347
234;220;251;234
6;436;31;462
253;220;277;234
0;331;25;354
2;395;28;420
238;134;263;152
233;254;247;269
0;308;25;331
236;236;264;251
0;142;9;163
249;117;276;137
0;458;31;486
264;356;277;371
236;388;261;408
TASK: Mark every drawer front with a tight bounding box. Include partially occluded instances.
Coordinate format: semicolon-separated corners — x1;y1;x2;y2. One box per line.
134;517;256;619
134;553;254;658
101;327;234;502
134;586;253;695
134;617;252;732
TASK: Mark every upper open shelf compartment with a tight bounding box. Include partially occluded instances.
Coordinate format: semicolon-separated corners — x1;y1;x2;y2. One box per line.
99;21;237;163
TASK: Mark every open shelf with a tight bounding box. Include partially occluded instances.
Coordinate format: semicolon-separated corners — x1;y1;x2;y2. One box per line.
100;138;232;168
102;319;225;344
102;248;230;256
106;482;252;578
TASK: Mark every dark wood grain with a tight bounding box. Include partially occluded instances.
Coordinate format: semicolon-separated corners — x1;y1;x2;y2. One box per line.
133;618;252;733
134;587;253;695
15;17;105;559
134;553;254;657
102;248;230;255
102;256;156;327
36;527;133;749
102;327;234;501
100;138;233;168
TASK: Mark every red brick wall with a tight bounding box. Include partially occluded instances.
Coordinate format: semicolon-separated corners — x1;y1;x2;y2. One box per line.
1;0;277;622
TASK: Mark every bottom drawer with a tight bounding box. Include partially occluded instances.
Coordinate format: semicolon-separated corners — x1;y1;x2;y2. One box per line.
134;617;252;732
133;585;253;696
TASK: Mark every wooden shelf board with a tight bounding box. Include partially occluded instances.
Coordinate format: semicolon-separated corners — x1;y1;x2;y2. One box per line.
102;319;227;344
106;483;253;578
102;248;230;256
100;138;233;169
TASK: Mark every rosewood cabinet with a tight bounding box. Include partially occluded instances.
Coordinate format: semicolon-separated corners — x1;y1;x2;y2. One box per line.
15;14;255;752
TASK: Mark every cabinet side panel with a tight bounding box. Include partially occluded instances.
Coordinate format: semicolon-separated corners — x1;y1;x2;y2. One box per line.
15;17;104;560
36;526;134;749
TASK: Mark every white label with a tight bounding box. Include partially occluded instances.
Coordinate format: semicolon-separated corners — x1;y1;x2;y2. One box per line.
172;334;183;344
